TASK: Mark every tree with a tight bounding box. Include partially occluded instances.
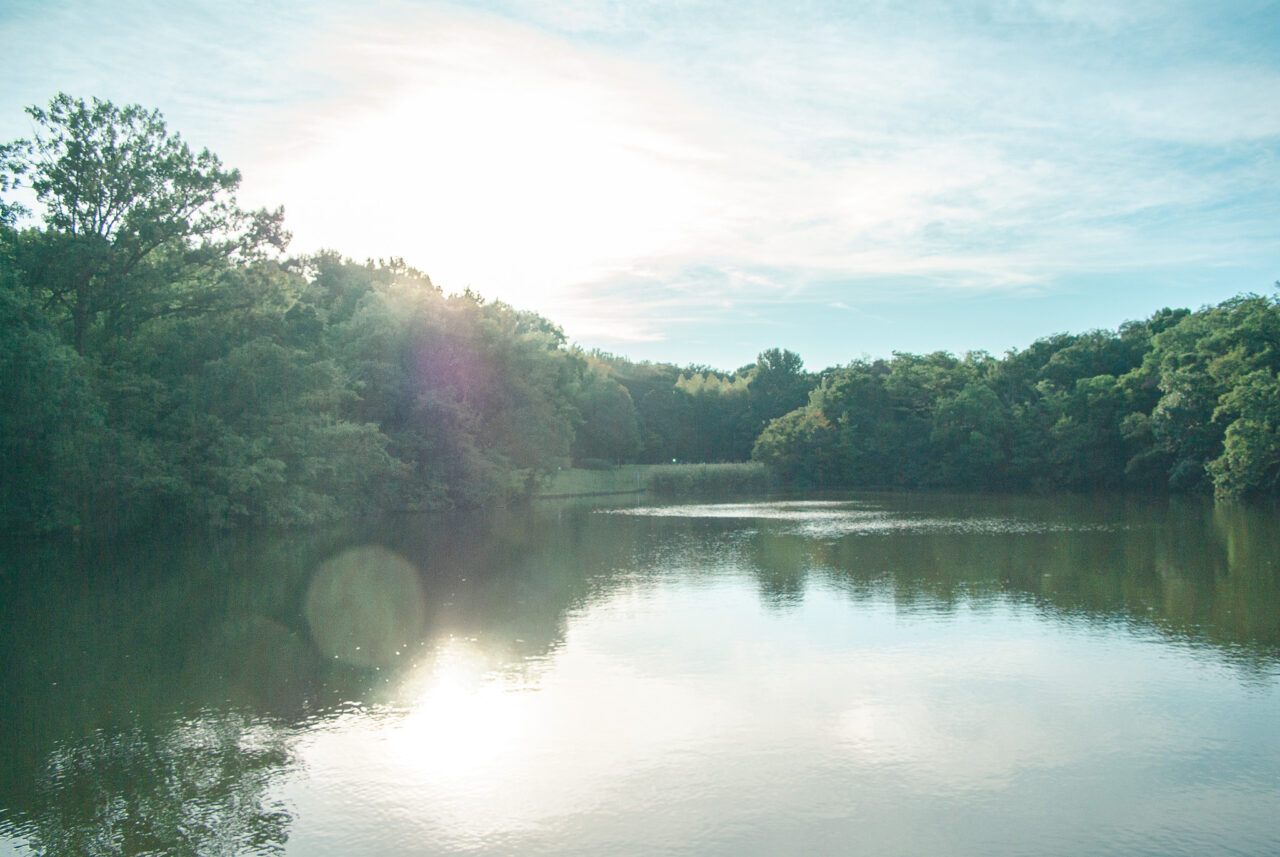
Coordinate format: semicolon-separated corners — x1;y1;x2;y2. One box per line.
572;366;641;463
1137;295;1280;493
0;93;287;353
753;407;836;485
930;379;1009;488
749;348;812;428
0;248;101;531
1208;369;1280;499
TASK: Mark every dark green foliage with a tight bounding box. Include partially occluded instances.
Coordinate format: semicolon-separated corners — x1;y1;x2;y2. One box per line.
0;97;597;534
754;293;1280;501
570;364;641;464
1143;295;1280;499
1209;369;1280;498
3;94;1276;534
750;348;810;423
586;347;817;464
1;93;287;355
330;273;580;508
0;265;100;531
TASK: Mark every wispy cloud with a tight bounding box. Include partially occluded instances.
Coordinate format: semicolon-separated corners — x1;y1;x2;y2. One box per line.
2;0;1276;366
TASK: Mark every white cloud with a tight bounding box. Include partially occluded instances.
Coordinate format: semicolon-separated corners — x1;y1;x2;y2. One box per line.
6;0;1274;363
1098;67;1280;144
236;8;734;307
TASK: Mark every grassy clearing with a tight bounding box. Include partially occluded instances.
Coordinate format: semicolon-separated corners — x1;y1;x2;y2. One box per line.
538;463;771;498
538;465;650;496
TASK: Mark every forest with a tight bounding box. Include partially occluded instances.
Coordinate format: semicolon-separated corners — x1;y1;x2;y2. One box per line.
2;95;1277;535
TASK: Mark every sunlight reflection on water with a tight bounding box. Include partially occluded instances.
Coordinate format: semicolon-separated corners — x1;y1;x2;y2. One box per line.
276;570;1279;857
605;499;1120;539
2;495;1276;857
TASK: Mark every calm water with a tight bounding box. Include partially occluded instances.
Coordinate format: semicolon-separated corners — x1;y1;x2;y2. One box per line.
1;493;1277;856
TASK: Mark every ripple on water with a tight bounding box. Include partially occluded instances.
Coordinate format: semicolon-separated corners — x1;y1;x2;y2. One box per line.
602;500;1120;538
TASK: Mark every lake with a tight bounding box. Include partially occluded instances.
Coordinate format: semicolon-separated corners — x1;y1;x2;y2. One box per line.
1;492;1277;856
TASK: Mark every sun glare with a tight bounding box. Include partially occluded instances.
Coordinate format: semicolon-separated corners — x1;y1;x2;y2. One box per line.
248;17;718;317
389;645;530;781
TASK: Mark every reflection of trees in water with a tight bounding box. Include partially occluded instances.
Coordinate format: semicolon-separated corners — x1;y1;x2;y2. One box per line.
746;525;809;610
3;494;1277;853
740;495;1280;668
25;712;290;856
338;504;633;690
1;502;647;855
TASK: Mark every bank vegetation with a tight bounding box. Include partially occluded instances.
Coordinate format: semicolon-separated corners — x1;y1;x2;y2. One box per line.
2;95;1276;534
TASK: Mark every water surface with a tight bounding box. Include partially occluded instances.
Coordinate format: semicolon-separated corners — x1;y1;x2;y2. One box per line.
2;493;1277;855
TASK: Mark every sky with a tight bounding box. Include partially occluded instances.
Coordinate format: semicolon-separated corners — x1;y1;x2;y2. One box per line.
2;0;1277;371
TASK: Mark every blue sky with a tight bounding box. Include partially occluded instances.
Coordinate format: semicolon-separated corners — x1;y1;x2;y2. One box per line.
2;0;1277;370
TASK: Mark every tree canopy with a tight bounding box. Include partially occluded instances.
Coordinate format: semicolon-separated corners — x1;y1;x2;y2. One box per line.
1;94;1276;535
1;93;286;353
751;294;1280;501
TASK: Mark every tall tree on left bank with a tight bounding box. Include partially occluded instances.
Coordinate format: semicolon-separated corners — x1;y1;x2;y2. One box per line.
0;93;286;354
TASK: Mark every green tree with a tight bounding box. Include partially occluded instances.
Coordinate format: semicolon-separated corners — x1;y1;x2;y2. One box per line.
752;407;836;485
930;377;1009;488
1208;369;1280;499
1137;295;1280;493
327;266;581;508
676;370;753;460
571;362;642;463
0;94;286;354
0;246;100;531
748;348;812;429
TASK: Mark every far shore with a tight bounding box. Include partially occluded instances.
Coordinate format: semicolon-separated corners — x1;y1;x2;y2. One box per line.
537;463;771;499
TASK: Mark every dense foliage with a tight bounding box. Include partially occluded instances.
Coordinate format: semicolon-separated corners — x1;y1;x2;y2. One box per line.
2;95;1276;533
0;97;575;531
752;298;1280;501
0;95;819;533
582;346;817;464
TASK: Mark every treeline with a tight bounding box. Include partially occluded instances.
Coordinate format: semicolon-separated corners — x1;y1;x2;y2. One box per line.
580;346;815;464
752;296;1280;500
0;95;812;534
1;95;1276;534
